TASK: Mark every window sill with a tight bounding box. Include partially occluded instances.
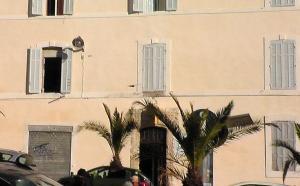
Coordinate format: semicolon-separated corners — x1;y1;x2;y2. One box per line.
261;89;300;95
142;91;166;97
266;170;300;178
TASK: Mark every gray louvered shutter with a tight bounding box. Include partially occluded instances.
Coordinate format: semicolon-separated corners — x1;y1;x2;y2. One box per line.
271;123;278;171
31;0;43;16
166;0;177;11
153;44;166;91
60;49;72;94
133;0;144;12
287;122;296;170
270;41;277;89
28;48;41;94
287;41;296;88
63;0;74;15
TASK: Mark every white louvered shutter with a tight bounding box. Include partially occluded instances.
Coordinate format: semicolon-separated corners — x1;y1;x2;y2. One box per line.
133;0;144;12
31;0;43;16
287;40;296;88
166;0;177;11
272;121;296;171
28;48;41;94
143;45;153;91
270;40;296;89
143;0;154;13
270;41;277;89
153;44;166;91
271;124;278;170
61;49;72;94
63;0;74;15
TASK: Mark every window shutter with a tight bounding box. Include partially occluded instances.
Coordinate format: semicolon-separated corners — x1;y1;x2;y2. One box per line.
28;48;41;94
153;44;166;91
133;0;144;12
61;49;72;94
145;0;154;13
271;124;278;170
270;41;277;89
287;41;296;88
143;45;153;91
63;0;74;15
166;0;177;11
31;0;43;16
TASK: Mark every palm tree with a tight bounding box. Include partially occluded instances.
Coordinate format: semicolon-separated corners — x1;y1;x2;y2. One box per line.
274;123;300;183
78;103;138;169
135;93;262;186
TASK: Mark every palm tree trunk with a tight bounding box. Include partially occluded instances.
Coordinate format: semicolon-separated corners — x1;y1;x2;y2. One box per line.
182;167;203;186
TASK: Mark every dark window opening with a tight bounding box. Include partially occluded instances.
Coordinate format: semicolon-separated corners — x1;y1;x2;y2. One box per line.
57;0;64;15
154;0;166;11
44;57;62;93
140;127;167;186
47;0;56;16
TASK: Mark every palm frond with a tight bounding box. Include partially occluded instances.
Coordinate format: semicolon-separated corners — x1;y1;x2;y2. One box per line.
227;121;262;142
274;140;300;164
170;93;188;123
215;101;234;123
135;98;185;143
282;158;295;184
166;166;186;181
0;111;5;117
103;103;113;129
295;123;300;141
78;121;113;153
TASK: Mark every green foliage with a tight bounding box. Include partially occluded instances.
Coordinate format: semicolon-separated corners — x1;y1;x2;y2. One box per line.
135;93;262;186
78;104;138;166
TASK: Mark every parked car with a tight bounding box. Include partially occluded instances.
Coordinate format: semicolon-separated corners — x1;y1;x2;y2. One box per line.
0;148;62;186
230;181;288;186
59;166;152;186
88;166;151;186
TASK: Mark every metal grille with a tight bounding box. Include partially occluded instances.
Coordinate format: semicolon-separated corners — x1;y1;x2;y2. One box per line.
29;131;72;180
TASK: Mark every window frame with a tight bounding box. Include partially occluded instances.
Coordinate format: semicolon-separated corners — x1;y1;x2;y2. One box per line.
137;39;171;96
269;39;296;90
27;42;73;95
30;0;73;17
263;35;300;94
265;115;300;178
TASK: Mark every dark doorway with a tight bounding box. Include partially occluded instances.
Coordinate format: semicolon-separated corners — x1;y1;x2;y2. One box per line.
140;127;167;186
47;0;56;16
44;57;61;93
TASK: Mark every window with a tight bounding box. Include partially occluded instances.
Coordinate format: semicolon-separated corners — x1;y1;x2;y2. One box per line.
27;47;72;94
131;0;177;13
30;0;73;16
271;121;296;171
270;40;296;90
271;0;295;7
142;43;166;92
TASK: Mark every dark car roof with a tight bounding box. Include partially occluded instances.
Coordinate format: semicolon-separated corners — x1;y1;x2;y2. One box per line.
0;162;36;180
88;166;140;173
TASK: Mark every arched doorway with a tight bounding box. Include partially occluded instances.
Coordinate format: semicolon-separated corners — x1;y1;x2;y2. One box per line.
140;127;167;186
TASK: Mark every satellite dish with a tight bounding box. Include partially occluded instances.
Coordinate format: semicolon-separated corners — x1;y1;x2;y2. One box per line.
72;36;85;49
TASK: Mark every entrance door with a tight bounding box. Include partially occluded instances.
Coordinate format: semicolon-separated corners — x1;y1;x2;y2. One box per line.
140;127;167;186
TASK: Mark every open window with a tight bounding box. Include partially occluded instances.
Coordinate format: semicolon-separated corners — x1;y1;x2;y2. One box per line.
27;47;72;94
30;0;73;16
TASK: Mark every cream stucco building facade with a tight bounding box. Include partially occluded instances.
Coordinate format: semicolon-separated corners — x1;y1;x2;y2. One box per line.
0;0;300;185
